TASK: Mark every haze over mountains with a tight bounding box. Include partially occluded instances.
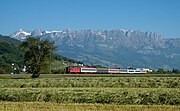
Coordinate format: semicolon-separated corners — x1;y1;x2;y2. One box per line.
10;29;180;70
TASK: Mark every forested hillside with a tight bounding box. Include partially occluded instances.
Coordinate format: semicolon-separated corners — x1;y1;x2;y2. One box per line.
0;35;24;73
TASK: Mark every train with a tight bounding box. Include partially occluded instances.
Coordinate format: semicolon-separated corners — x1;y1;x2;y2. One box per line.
66;66;152;74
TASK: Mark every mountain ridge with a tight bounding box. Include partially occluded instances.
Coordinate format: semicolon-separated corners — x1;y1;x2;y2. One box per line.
10;29;180;70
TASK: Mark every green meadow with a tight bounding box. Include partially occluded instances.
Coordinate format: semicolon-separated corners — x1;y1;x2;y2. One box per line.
0;74;180;110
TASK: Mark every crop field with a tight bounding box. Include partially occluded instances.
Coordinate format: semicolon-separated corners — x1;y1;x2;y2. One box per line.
0;77;180;88
0;74;180;110
0;102;180;111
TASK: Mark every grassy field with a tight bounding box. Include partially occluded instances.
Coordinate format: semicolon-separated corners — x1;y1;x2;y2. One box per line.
1;73;180;79
0;77;179;88
0;74;179;110
0;102;180;111
40;74;180;78
0;88;180;104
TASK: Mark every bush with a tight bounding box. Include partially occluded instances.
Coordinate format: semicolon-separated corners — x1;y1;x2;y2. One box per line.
51;68;66;74
0;68;6;74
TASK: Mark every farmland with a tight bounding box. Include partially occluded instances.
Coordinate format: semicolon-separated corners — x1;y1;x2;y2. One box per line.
0;74;180;110
0;102;180;111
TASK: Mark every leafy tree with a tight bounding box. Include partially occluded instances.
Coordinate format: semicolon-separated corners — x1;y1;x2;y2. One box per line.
157;68;165;74
0;68;6;74
20;37;55;78
172;68;179;74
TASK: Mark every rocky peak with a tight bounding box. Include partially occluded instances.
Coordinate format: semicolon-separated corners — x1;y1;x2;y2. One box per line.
31;28;42;37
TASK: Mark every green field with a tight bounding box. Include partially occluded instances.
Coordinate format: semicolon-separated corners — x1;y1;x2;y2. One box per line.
1;74;180;79
0;102;180;111
0;74;180;110
0;76;180;88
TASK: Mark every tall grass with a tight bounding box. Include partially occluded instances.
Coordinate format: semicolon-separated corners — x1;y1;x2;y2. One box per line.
0;75;180;107
0;77;179;88
0;88;179;105
40;74;180;78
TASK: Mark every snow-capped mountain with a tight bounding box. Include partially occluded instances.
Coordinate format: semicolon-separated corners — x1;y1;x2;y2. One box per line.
10;29;31;40
10;28;180;70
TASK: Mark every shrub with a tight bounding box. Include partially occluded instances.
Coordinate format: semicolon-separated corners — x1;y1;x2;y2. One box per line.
0;68;6;74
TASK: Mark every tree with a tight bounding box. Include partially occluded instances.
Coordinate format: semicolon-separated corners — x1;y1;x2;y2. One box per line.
20;37;55;78
172;68;179;74
157;68;165;74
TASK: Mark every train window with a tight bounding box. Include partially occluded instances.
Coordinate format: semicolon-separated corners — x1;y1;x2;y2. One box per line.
109;70;119;71
81;68;97;71
128;70;135;72
120;69;127;72
135;70;141;72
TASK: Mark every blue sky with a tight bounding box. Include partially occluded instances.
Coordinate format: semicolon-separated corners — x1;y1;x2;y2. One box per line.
0;0;180;38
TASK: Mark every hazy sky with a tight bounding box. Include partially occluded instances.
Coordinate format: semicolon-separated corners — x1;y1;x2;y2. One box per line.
0;0;180;38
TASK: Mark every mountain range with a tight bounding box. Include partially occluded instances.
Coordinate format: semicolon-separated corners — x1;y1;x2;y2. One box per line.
10;28;180;70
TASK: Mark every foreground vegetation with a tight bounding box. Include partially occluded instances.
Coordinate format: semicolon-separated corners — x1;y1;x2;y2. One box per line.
1;74;180;79
0;88;180;105
1;102;180;111
40;74;180;78
0;76;179;88
0;74;179;110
